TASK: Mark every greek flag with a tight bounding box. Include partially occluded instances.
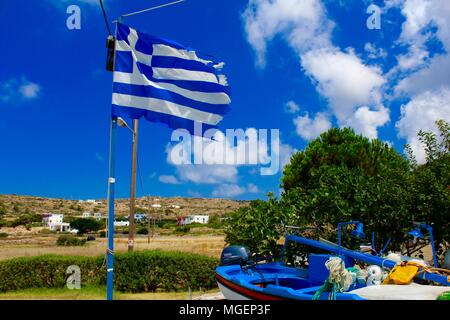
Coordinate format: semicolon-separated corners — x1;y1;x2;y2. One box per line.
112;23;231;133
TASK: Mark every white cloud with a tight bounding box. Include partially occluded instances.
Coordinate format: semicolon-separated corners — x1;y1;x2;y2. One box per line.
396;54;450;97
243;0;333;66
284;100;300;114
212;183;260;198
392;0;450;97
247;183;260;193
187;190;202;197
278;142;297;169
176;165;238;184
159;175;181;185
364;42;388;60
0;77;41;102
243;0;389;139
212;184;247;197
293;111;331;140
396;87;450;163
346;106;390;139
301;48;386;124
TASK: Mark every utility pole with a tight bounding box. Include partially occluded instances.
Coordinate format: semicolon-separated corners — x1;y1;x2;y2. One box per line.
128;119;138;252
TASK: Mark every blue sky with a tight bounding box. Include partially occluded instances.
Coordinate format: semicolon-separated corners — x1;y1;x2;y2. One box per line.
0;0;449;200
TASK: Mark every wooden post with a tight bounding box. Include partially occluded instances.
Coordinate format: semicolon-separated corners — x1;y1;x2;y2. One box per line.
128;119;138;252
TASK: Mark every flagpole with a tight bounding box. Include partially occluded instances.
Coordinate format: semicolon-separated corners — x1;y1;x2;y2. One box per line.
128;119;138;252
106;116;117;301
105;17;119;301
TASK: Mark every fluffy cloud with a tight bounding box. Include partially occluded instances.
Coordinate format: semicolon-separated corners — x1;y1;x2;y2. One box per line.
165;128;294;184
284;100;300;114
346;106;390;139
293;111;331;140
301;48;386;129
212;183;260;198
175;164;239;184
387;0;450;161
159;175;181;184
396;88;450;163
243;0;389;139
0;77;41;102
243;0;333;66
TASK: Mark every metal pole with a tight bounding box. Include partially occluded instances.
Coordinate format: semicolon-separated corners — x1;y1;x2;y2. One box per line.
128;119;138;252
427;226;439;267
106;117;118;300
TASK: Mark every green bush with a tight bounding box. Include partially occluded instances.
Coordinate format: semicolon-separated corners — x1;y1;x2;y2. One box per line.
8;214;42;228
99;230;106;238
0;232;8;238
0;251;218;293
174;226;190;234
136;227;148;235
70;218;103;234
56;235;86;246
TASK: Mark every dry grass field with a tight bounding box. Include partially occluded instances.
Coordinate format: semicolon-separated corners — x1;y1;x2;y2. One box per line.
0;233;226;260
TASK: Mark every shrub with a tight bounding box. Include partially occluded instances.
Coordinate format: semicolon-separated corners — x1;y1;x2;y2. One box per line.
174;226;190;234
99;230;106;238
0;251;219;293
56;235;86;246
0;232;8;238
137;227;148;235
69;218;102;234
8;214;42;228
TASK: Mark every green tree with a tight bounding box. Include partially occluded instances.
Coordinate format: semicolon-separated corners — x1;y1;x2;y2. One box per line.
406;120;450;258
280;128;413;250
224;194;293;256
69;218;102;234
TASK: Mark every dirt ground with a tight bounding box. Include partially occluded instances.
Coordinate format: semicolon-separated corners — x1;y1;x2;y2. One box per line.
0;233;226;260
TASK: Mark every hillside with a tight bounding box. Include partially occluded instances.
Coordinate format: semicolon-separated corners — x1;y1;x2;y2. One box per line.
0;194;249;220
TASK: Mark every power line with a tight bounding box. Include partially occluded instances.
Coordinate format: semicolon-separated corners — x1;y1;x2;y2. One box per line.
99;0;112;35
120;0;186;18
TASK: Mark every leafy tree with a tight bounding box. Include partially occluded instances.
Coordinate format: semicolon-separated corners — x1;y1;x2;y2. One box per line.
406;120;450;258
224;194;293;256
280;128;413;251
8;214;42;228
69;218;102;234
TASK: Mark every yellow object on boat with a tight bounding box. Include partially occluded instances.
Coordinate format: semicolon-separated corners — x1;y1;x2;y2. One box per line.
383;264;419;285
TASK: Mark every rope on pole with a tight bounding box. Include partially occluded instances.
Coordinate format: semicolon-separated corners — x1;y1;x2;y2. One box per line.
99;0;112;35
120;0;186;18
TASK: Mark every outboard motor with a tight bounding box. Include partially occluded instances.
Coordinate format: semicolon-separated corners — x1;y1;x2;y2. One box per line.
220;246;250;266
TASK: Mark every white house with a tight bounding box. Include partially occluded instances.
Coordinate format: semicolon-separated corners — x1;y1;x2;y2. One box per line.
184;215;209;225
82;212;92;218
114;221;130;227
151;204;162;208
171;205;181;209
42;214;71;232
94;212;104;220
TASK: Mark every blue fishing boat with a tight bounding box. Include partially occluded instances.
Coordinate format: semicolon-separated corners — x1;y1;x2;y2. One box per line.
216;222;450;300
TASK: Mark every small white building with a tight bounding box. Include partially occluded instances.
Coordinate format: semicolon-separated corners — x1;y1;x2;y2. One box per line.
151;204;162;208
42;214;71;232
184;215;209;225
82;212;92;218
114;221;130;227
171;205;181;209
94;212;104;220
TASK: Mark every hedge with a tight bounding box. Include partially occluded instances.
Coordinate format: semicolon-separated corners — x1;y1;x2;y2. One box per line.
0;250;219;293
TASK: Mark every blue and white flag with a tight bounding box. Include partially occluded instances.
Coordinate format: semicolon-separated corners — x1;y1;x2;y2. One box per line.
112;23;231;133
